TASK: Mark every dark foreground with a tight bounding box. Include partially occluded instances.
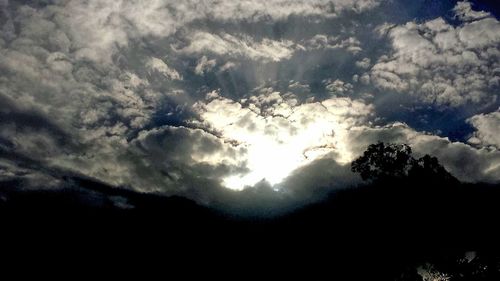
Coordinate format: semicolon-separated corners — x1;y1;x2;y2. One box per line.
1;177;500;280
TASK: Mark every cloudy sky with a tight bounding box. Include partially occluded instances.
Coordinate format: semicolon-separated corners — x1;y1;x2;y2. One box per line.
1;0;499;214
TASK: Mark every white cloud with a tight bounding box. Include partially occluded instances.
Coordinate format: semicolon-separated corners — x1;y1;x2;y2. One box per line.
467;109;500;148
347;123;500;183
370;2;500;106
2;0;500;214
146;57;182;80
0;9;167;194
324;79;354;96
304;34;362;54
193;91;374;190
0;2;164;142
180;0;381;22
453;1;490;21
355;57;371;69
177;32;298;62
218;61;238;72
190;90;500;189
195;56;217;75
6;0;381;64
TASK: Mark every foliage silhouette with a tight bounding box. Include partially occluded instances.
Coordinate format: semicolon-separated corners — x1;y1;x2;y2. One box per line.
351;142;413;181
351;142;457;183
1;144;499;280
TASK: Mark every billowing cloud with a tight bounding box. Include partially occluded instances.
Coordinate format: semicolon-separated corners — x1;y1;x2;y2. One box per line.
1;0;500;215
370;8;500;106
467;109;500;148
1;0;382;63
192;90;373;190
347;123;500;183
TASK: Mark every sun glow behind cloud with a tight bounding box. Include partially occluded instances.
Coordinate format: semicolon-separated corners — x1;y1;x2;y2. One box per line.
3;0;500;210
194;91;373;190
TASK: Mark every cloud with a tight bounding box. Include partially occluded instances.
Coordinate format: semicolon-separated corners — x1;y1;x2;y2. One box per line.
0;2;174;196
324;79;354;96
279;156;360;202
195;56;217;75
370;3;500;107
0;93;77;161
175;0;382;22
177;32;298;62
192;90;374;190
1;0;500;216
146;57;182;80
303;34;363;54
453;1;490;21
44;124;248;200
467;109;500;148
0;158;62;191
346;123;500;183
124;125;248;191
3;0;381;64
355;57;371;69
133;125;245;169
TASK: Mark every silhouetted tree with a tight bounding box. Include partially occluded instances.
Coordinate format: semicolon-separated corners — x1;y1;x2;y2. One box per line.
408;154;457;183
351;142;413;181
351;142;457;183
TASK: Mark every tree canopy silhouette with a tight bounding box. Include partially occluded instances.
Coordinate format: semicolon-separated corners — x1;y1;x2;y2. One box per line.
351;142;457;183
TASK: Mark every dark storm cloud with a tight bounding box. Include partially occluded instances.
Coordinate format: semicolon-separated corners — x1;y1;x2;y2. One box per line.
128;125;247;187
0;94;73;148
1;0;500;214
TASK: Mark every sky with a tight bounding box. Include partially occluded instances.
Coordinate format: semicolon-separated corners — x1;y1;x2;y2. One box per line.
0;0;499;214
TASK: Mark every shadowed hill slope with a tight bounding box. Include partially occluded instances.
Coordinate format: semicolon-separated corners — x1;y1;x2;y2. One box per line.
1;143;499;280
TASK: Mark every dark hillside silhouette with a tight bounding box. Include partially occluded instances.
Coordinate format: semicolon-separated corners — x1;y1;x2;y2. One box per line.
0;143;499;280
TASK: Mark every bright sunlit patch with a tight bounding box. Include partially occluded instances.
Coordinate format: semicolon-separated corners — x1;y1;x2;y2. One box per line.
194;91;372;190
